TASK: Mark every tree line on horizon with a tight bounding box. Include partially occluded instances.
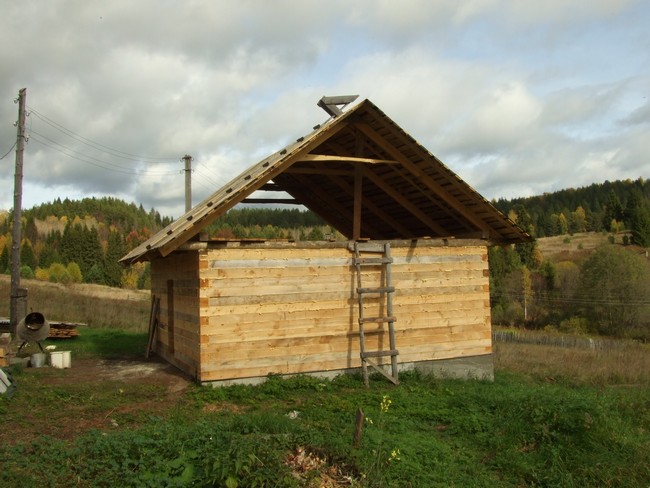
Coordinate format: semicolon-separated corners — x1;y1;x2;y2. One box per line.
493;177;650;246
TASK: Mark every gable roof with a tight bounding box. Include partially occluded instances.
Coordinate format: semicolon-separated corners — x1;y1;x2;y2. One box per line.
121;98;530;264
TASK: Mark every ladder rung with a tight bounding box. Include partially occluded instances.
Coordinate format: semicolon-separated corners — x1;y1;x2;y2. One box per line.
358;286;395;294
357;286;395;293
359;316;396;324
362;349;399;359
353;257;393;265
354;243;387;253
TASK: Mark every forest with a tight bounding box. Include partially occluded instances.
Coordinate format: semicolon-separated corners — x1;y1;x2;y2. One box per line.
0;178;649;340
493;177;650;243
489;177;650;341
0;197;334;290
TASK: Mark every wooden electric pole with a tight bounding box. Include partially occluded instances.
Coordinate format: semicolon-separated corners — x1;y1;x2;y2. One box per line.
10;88;27;334
182;154;192;212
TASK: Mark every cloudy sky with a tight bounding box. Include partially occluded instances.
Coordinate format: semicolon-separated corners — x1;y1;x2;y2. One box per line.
1;1;649;218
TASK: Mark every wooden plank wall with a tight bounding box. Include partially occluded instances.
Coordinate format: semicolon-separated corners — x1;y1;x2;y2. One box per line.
150;251;201;377
198;241;490;382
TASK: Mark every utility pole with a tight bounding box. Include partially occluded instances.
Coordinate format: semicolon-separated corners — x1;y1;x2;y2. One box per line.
182;154;192;212
10;88;26;334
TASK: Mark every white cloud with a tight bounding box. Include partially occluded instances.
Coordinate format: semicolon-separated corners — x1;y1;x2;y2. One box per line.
0;0;648;217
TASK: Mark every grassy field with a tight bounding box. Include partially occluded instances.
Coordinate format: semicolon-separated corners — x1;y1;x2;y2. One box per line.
0;275;150;331
1;270;649;486
1;326;649;487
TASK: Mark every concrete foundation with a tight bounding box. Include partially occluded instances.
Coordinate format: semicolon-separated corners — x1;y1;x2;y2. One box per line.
203;354;494;387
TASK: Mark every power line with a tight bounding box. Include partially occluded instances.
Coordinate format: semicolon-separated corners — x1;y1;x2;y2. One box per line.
491;290;650;307
27;106;180;164
0;141;17;160
193;165;227;188
30;134;178;176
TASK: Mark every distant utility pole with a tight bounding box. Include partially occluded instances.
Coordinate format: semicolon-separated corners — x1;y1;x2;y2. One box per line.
182;154;192;212
10;88;27;334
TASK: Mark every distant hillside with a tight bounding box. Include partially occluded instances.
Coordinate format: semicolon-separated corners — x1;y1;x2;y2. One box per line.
0;197;173;289
0;198;334;289
493;178;650;242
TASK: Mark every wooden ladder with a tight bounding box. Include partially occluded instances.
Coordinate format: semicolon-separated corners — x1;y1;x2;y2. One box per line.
353;241;399;387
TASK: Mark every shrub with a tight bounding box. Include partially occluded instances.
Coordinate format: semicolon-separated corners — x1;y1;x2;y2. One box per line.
48;263;71;284
67;262;83;283
558;316;589;335
19;265;34;279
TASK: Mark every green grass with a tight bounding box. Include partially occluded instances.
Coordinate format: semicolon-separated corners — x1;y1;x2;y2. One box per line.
1;357;649;487
14;326;148;360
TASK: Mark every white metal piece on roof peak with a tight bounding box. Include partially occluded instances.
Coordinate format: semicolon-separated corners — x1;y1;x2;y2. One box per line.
317;95;359;117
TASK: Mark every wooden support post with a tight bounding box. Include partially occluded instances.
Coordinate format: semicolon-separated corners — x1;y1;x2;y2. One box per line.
166;280;175;354
352;129;364;240
353;165;362;240
353;407;364;448
145;295;160;358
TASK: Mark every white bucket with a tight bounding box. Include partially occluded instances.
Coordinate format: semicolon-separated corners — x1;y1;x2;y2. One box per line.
31;353;46;368
50;350;71;369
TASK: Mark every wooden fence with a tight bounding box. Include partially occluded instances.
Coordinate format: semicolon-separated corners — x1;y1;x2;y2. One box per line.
492;329;639;350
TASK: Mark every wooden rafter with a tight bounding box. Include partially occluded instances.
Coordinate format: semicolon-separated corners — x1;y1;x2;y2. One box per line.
354;122;498;238
358;128;477;233
241;198;299;204
297;154;398;165
360;166;450;236
329;175;412;236
386;164;476;234
285;167;352;176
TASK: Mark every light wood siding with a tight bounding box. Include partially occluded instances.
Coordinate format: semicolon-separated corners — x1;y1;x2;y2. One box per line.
150;252;200;377
197;242;490;382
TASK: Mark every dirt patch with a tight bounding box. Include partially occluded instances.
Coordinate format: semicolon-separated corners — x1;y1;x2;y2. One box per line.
46;356;193;392
1;357;194;445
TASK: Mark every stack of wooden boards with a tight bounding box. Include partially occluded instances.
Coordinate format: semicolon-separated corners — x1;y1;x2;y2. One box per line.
47;322;81;339
0;319;81;339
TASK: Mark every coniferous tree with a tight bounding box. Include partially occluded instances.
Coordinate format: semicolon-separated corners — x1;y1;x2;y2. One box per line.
104;231;126;287
61;222;83;266
603;190;624;231
20;241;36;269
0;243;9;273
39;231;62;268
24;216;38;244
625;190;650;247
512;204;539;268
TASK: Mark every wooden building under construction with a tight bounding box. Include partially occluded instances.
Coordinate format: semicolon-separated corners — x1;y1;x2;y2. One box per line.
121;96;530;385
